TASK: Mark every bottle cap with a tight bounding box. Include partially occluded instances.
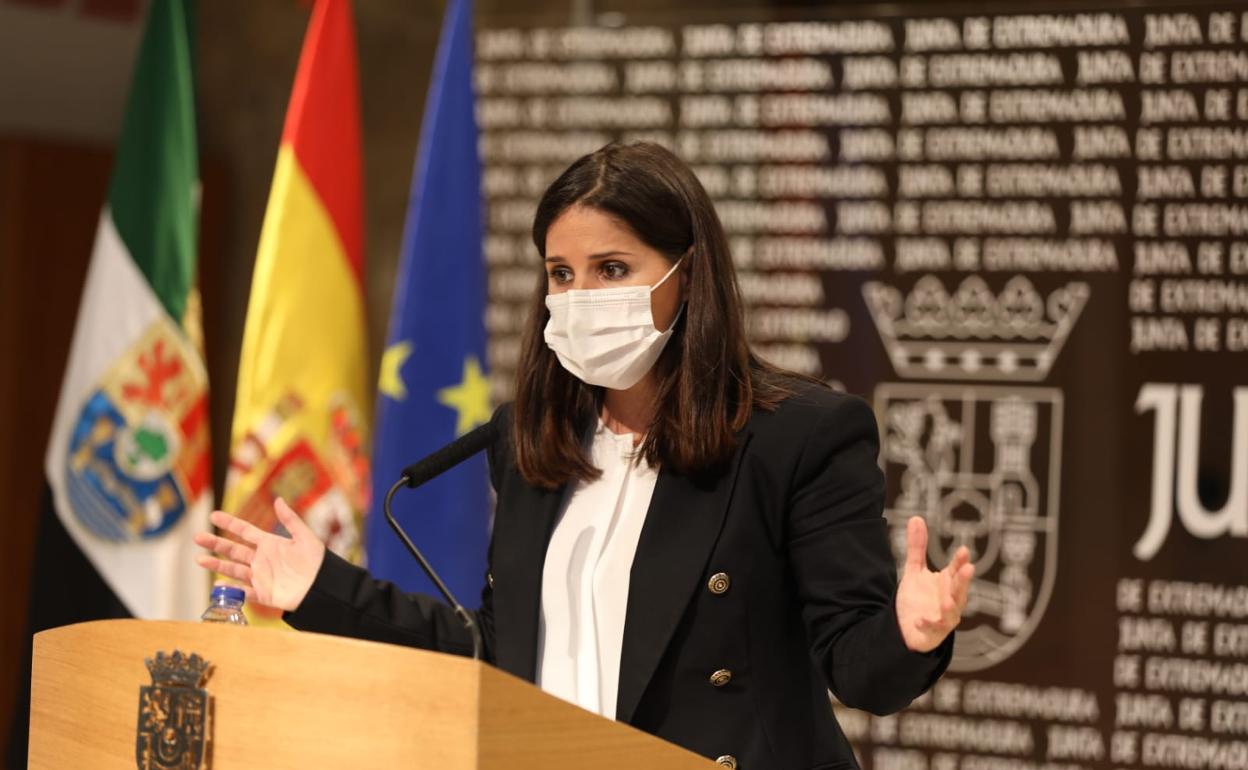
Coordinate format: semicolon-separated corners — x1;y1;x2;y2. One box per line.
210;585;246;604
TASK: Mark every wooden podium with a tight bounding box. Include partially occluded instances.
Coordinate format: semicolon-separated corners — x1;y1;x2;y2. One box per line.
28;619;716;769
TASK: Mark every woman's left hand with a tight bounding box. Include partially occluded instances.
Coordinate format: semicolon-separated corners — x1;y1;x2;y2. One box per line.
895;516;975;653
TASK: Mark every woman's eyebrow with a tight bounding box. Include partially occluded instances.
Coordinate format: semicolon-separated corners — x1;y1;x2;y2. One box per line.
544;251;635;263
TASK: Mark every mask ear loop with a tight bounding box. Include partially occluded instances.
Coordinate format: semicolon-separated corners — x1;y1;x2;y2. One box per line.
649;256;684;293
654;251;690;333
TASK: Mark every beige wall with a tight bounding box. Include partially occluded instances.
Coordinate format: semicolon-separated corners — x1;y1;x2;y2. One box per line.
0;2;144;143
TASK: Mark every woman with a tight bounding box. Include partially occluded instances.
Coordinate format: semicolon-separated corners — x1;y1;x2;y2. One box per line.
196;141;973;770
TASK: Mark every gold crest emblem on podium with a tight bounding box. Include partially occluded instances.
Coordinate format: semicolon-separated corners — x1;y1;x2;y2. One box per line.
137;651;212;770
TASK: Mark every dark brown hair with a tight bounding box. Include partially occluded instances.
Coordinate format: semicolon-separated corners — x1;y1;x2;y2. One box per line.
513;141;806;489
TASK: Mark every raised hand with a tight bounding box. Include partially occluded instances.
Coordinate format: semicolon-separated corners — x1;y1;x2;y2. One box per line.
895;516;974;653
193;498;326;612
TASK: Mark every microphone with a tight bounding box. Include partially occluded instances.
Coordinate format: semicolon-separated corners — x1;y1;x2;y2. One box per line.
383;420;499;661
401;421;498;488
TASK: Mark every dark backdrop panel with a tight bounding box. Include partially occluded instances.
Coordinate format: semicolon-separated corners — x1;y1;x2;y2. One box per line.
475;5;1248;768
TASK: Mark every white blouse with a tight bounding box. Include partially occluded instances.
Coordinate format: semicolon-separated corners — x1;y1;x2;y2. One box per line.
535;418;659;720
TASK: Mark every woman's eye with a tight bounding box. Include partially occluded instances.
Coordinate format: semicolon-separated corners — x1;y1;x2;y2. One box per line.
549;267;571;283
602;262;629;280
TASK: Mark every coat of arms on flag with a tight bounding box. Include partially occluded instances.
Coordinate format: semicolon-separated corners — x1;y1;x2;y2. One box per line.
225;390;368;559
66;319;209;543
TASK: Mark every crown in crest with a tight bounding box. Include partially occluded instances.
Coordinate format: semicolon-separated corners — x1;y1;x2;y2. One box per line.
145;651;211;689
862;275;1089;381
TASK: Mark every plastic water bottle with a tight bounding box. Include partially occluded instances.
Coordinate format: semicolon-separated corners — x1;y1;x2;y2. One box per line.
201;585;248;625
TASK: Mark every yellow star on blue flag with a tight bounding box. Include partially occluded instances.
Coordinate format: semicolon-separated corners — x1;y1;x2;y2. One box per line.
436;355;491;436
379;340;412;401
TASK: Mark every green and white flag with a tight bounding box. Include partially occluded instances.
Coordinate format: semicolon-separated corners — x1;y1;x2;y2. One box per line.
43;0;211;621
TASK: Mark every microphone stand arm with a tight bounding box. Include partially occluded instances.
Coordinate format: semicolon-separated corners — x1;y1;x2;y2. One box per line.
382;477;484;661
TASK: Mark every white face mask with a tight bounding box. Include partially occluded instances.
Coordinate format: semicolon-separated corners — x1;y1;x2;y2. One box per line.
543;257;685;390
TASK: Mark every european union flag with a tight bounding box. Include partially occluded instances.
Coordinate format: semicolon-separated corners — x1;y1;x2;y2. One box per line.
367;0;490;605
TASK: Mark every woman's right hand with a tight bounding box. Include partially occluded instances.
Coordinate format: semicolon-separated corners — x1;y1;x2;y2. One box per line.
193;497;326;612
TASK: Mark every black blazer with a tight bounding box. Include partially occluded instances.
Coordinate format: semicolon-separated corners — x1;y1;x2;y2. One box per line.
286;381;952;770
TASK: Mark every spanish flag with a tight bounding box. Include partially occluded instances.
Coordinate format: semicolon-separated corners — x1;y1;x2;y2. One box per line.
224;0;370;615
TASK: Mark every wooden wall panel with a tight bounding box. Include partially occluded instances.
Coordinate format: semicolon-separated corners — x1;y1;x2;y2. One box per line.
0;137;108;763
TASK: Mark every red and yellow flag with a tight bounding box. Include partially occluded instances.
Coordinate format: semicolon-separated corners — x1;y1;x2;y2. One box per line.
224;0;370;614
